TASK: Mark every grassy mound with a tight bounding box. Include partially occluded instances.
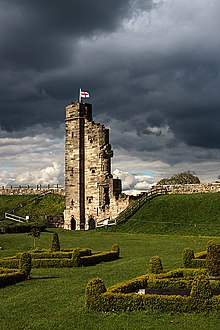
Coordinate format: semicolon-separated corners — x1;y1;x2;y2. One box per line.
0;194;65;225
106;193;220;236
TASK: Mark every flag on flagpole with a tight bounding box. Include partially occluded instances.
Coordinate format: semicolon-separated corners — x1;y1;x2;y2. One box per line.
79;88;90;103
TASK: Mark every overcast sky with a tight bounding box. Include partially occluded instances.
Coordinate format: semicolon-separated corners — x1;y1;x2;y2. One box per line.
0;0;220;194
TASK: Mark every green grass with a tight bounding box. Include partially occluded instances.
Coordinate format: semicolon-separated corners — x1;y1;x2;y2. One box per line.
0;195;34;220
1;193;220;329
0;194;65;223
1;229;220;330
108;193;220;236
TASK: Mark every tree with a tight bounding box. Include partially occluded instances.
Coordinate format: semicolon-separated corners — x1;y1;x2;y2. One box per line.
156;171;200;185
28;227;41;248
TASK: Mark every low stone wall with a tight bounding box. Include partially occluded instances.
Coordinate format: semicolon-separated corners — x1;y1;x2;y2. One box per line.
0;187;65;196
47;215;64;228
155;183;220;195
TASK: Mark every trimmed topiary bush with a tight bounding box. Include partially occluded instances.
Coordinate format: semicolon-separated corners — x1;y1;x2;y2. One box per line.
19;252;32;278
206;240;215;252
190;275;213;311
71;249;81;267
85;277;106;312
148;256;163;274
51;233;60;252
111;244;120;258
206;243;220;276
85;270;220;314
182;248;195;268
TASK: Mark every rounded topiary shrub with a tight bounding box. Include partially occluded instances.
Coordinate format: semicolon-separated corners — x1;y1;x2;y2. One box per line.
190;275;212;311
19;252;32;278
51;233;60;252
148;256;163;274
182;248;194;268
111;244;120;258
206;243;220;276
85;277;106;312
71;249;81;267
206;240;215;252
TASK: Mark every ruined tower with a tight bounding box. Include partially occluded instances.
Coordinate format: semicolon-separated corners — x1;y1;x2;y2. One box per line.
64;102;128;230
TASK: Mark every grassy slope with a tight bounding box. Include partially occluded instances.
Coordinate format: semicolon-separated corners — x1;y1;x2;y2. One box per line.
0;194;65;223
1;229;220;330
109;193;220;236
0;195;33;220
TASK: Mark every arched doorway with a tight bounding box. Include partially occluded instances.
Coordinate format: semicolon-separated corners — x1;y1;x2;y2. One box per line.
71;217;76;230
88;218;95;230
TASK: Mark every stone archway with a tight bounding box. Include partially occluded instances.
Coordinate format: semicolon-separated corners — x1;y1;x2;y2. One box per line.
88;217;96;230
71;217;76;230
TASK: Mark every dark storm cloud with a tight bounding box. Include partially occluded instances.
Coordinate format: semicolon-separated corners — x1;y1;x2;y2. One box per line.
0;0;143;72
0;0;155;132
1;0;220;162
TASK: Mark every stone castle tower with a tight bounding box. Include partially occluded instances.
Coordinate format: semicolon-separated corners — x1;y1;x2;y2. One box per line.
64;102;128;230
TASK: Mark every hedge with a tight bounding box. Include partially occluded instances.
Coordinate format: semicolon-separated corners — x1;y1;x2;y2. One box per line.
206;243;220;276
0;253;31;287
182;248;206;268
0;222;46;234
85;271;220;313
81;250;119;267
0;245;120;269
0;257;19;269
0;271;26;287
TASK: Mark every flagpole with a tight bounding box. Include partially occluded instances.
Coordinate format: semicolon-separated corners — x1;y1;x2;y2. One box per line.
79;88;81;103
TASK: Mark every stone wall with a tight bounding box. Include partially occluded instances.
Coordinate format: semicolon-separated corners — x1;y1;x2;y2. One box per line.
0;187;65;196
155;183;220;194
47;215;64;228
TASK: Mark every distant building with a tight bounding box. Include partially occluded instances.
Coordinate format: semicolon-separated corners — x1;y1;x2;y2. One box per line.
64;102;128;230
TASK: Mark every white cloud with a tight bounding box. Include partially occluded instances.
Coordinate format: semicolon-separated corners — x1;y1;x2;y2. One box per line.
0;126;64;187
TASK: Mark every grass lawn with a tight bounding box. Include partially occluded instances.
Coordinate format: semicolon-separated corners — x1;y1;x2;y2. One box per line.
111;193;220;236
1;229;220;330
0;194;65;223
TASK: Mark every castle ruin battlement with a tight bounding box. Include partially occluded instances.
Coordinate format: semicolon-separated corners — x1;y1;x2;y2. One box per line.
64;102;129;230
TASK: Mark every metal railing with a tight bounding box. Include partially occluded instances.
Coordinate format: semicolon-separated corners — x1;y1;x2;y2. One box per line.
5;213;28;223
114;186;168;226
96;218;116;228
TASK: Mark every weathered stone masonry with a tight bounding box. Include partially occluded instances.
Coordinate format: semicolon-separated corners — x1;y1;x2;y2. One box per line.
64;102;128;230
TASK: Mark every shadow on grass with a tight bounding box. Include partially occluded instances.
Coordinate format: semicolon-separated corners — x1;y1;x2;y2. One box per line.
31;276;60;280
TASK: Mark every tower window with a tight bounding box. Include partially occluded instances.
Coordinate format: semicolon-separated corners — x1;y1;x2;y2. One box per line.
87;196;93;204
90;167;96;174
